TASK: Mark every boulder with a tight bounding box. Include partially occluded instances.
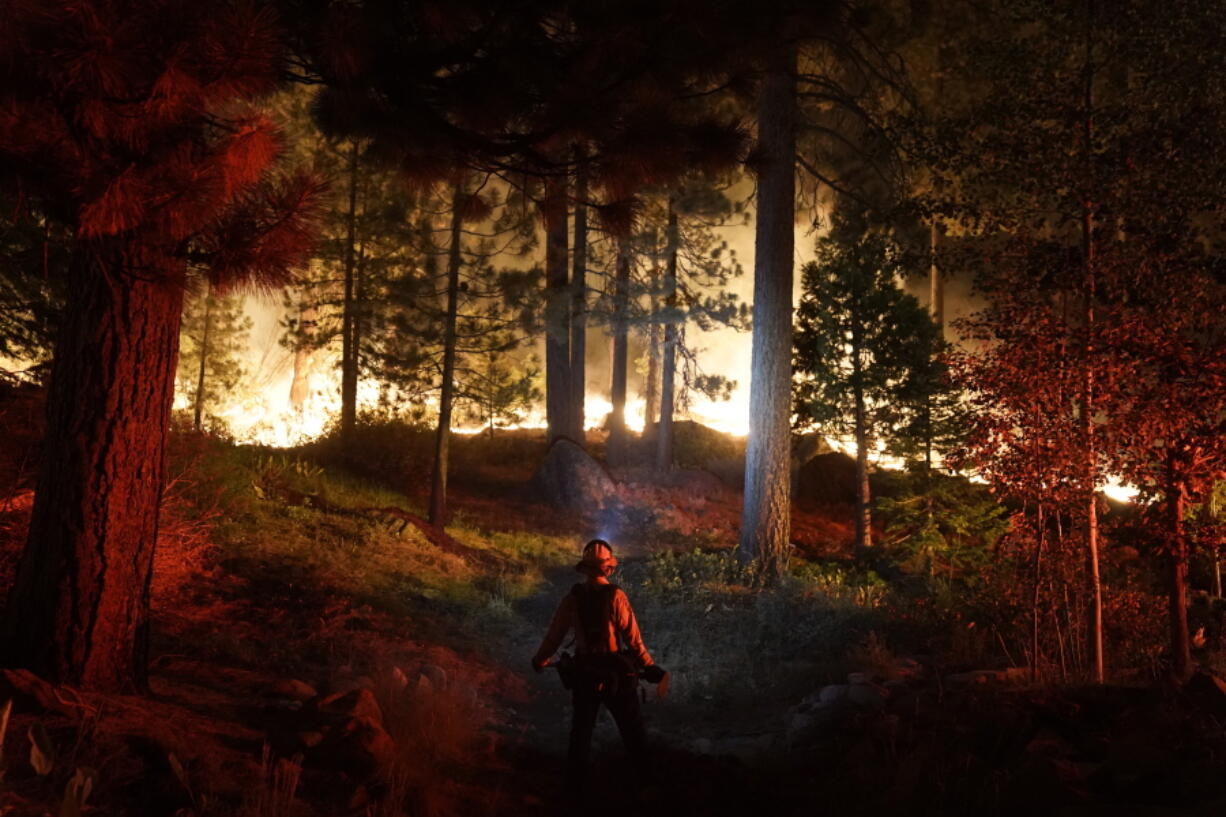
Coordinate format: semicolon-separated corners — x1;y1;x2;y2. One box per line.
819;684;849;705
530;439;617;511
1184;670;1226;715
418;663;448;692
847;682;888;710
319;715;397;781
315;687;384;727
267;679;318;702
794;451;857;507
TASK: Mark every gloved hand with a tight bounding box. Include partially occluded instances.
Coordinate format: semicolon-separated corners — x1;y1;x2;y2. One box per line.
532;656;548;673
641;664;667;684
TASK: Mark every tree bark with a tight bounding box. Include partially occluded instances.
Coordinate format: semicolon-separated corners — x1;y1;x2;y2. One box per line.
928;220;943;336
656;200;679;473
192;281;213;432
924;219;940;473
1;245;184;692
608;239;632;467
290;302;317;410
1080;0;1105;683
645;228;661;429
1167;452;1192;679
1032;503;1046;681
339;140;360;440
428;179;465;526
737;44;797;580
543;177;571;444
570;154;588;445
851;327;872;550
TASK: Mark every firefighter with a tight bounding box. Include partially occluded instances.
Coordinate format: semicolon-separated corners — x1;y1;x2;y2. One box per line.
532;538;667;798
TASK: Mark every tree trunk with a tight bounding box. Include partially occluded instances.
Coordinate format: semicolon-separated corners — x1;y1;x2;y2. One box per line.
656;200;679;473
543;177;571;444
924;219;940;473
645;228;661;429
737;44;797;580
1032;503;1046;681
428;179;465;526
570;154;588;445
1;246;184;692
1080;3;1105;683
928;220;943;337
192;282;213;432
851;338;872;550
608;239;632;467
339;141;360;440
1213;491;1223;598
290;302;317;410
1167;452;1192;679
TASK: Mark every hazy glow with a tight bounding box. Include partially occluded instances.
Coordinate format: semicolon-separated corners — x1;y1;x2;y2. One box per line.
1102;479;1139;504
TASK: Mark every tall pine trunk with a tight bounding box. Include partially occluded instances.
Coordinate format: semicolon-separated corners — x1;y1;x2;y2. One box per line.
1080;1;1105;683
656;201;679;473
1;246;184;692
851;328;872;550
339;141;360;439
928;220;943;336
737;44;797;580
924;220;941;474
608;240;632;467
428;179;465;526
570;156;588;445
645;229;661;429
1167;452;1192;679
543;177;571;444
192;282;213;432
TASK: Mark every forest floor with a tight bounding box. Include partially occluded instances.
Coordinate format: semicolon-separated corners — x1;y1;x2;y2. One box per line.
2;418;1226;816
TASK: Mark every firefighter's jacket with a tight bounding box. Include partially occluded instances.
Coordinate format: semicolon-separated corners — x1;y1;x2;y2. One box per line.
534;580;654;668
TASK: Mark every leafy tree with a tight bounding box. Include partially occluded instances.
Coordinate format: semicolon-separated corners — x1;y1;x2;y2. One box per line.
923;0;1226;681
176;283;253;432
1109;265;1226;677
793;217;945;551
0;0;320;691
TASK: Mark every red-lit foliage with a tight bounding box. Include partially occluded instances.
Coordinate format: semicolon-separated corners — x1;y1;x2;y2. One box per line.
0;0;322;692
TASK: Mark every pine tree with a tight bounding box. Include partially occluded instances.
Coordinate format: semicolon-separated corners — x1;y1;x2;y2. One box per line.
793;215;945;551
176;283;253;432
0;0;320;691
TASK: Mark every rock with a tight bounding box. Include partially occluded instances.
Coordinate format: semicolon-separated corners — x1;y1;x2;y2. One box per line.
795;452;857;506
324;716;397;781
0;668;79;716
418;664;448;692
529;439;617;511
387;666;409;691
315;688;384;727
890;657;925;681
847;672;870;685
267;679;318;702
819;684;849;704
944;670;1000;686
298;731;325;749
1184;670;1226;714
847;682;888;709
